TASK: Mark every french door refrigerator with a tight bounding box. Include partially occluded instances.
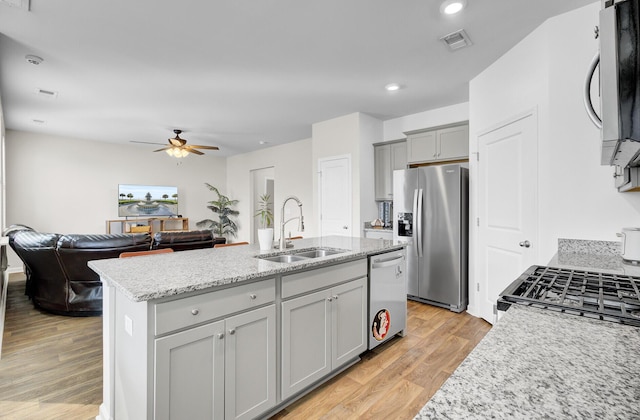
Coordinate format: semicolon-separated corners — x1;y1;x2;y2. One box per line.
392;163;469;312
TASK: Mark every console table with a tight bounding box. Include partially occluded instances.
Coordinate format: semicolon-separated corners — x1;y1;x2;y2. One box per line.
106;217;189;234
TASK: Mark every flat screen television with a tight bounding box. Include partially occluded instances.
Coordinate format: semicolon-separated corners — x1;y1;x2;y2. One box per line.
118;184;178;217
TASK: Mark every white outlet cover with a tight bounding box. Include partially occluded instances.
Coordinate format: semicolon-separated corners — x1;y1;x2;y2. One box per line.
124;315;133;336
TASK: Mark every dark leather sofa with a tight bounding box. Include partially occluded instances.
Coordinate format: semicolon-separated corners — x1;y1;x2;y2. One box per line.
152;230;225;251
6;226;224;316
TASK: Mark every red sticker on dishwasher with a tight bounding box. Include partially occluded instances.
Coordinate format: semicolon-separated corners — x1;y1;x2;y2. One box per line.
372;309;390;341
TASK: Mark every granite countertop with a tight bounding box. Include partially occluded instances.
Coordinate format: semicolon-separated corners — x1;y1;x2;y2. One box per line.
416;238;640;419
416;305;640;419
548;238;640;277
88;236;404;302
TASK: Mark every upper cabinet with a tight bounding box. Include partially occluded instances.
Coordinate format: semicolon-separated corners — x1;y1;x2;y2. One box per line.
406;123;469;164
374;140;407;201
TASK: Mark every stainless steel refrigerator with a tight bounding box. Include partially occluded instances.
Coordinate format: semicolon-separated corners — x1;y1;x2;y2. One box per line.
392;163;468;312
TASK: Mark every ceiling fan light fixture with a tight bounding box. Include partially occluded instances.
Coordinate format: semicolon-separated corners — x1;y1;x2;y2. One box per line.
165;147;189;158
440;0;466;15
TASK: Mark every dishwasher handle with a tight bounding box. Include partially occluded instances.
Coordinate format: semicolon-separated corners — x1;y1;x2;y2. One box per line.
371;256;404;269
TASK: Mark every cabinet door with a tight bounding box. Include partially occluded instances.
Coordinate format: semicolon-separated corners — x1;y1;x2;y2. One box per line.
155;320;225;420
374;144;392;200
438;125;469;160
331;277;367;368
225;305;276;420
281;289;331;400
407;131;438;163
391;141;407;171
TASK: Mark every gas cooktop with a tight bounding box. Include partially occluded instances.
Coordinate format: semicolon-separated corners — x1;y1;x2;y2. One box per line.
498;265;640;326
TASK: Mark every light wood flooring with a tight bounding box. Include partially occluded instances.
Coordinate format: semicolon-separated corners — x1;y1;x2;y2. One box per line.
0;274;490;420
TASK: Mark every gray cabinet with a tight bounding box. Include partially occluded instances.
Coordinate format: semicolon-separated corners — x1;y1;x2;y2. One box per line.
155;320;225;420
406;124;468;164
280;260;367;400
374;141;407;200
155;304;276;420
154;279;277;420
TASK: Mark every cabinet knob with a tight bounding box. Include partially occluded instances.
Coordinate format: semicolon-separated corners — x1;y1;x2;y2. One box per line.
228;328;236;335
249;294;257;300
327;297;333;302
333;295;339;300
217;333;224;339
191;308;200;316
519;240;531;248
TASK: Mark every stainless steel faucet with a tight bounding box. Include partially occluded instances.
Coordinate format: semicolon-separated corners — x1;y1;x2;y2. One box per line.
279;196;304;250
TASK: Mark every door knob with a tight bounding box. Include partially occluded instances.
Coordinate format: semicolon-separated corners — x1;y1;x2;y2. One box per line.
519;240;531;248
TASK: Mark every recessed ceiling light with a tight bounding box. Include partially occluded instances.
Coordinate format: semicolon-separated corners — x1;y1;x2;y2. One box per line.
385;83;401;92
440;0;467;15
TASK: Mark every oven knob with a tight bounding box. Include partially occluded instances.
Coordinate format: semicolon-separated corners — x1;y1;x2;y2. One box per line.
519;240;531;248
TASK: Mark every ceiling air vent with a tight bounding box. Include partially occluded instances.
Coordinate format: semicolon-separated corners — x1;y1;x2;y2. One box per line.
34;88;58;99
440;29;473;51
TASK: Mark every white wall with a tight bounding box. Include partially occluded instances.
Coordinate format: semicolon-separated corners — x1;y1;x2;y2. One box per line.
5;129;227;270
226;138;313;243
383;102;469;141
468;2;640;315
312;112;381;234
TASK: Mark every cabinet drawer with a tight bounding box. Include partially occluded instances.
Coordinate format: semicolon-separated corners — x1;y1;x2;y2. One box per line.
155;279;276;335
282;259;367;299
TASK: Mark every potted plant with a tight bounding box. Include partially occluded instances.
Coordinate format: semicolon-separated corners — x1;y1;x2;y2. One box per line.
255;194;274;250
196;183;239;241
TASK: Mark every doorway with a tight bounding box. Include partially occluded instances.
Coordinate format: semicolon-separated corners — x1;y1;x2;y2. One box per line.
250;167;275;245
476;111;538;324
318;155;352;237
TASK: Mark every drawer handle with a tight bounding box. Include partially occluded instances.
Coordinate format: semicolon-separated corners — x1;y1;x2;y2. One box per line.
191;309;200;316
217;333;224;339
249;294;257;300
229;328;236;335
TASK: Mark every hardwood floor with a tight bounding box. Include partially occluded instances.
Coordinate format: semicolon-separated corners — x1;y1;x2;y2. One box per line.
0;274;491;420
0;274;102;420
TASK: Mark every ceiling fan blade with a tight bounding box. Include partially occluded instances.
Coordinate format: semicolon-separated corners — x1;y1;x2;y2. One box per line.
153;146;172;152
169;138;186;147
185;148;204;155
190;145;220;150
131;140;166;146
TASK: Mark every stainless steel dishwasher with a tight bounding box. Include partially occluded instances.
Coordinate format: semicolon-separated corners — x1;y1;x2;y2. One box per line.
368;248;407;349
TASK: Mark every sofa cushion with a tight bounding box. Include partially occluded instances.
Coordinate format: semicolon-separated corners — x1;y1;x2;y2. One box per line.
56;233;152;282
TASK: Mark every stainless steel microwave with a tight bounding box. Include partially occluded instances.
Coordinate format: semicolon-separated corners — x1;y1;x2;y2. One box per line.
585;0;640;171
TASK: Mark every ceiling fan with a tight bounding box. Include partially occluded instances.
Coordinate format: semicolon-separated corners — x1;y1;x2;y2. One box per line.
153;129;220;157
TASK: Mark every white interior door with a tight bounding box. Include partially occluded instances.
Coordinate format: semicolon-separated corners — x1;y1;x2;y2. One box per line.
318;156;352;237
477;111;538;324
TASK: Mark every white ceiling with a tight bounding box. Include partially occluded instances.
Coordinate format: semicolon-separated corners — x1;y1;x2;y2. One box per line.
0;0;596;157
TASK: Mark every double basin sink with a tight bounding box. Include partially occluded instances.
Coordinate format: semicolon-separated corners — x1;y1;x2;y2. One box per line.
257;247;346;263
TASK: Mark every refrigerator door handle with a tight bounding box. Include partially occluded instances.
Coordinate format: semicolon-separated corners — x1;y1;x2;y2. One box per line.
412;189;419;257
416;188;423;257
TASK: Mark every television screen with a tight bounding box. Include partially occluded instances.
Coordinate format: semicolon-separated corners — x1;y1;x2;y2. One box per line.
118;184;178;217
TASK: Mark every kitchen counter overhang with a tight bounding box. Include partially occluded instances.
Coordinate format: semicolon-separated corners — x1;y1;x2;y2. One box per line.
88;235;405;302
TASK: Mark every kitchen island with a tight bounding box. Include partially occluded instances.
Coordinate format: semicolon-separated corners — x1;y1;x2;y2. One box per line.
88;236;404;420
416;239;640;419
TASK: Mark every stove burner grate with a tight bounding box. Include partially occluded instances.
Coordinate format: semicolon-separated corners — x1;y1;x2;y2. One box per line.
497;265;640;326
